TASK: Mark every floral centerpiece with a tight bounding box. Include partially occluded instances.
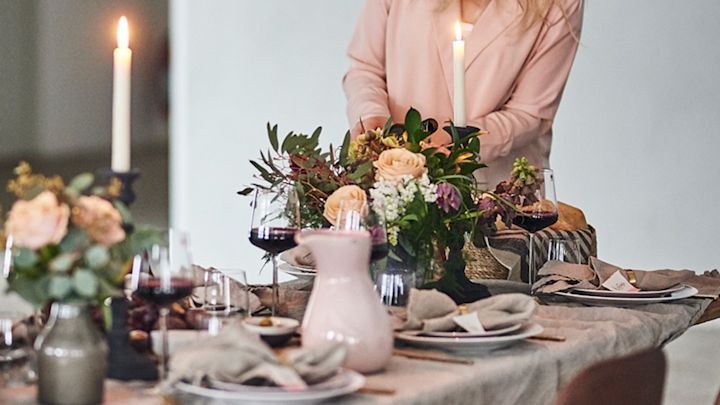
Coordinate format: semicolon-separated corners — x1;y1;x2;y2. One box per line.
1;162;159;309
241;108;539;302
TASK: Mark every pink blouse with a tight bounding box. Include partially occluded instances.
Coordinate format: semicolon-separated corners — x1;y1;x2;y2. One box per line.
343;0;584;187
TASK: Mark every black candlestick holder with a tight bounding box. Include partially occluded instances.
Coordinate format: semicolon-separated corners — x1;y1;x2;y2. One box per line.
97;168;140;207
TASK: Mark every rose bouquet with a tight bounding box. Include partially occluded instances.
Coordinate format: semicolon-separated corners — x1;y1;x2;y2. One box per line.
1;162;160;308
241;108;539;301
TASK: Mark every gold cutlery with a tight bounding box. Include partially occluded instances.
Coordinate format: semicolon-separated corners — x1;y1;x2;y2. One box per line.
393;348;474;365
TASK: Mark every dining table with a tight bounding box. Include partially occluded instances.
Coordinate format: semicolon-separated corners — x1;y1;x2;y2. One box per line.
1;282;718;405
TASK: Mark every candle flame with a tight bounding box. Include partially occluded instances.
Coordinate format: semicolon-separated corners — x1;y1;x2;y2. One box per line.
117;16;129;48
455;21;462;41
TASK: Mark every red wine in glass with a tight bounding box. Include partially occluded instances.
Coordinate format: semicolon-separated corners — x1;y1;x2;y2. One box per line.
249;227;298;254
513;211;559;233
370;243;389;262
134;278;195;306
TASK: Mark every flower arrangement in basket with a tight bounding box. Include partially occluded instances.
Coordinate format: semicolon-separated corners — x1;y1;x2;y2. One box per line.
241;108;541;302
0;162;160;309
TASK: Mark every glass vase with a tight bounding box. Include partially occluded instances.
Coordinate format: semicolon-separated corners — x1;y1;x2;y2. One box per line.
34;303;107;405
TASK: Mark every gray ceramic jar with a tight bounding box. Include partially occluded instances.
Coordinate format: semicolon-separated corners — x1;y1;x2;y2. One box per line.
34;303;107;405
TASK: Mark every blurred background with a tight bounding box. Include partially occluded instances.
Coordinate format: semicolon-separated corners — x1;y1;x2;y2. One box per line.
1;1;719;403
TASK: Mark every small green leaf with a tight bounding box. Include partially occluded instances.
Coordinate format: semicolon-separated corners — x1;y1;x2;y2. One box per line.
404;108;421;139
113;200;132;224
49;275;72;299
267;123;279;152
49;253;76;273
60;228;89;252
237;187;254;196
339;132;351;166
381;116;394;136
72;269;98;298
250;160;272;180
13;248;38;268
85;245;110;269
347;160;373;181
68;173;94;192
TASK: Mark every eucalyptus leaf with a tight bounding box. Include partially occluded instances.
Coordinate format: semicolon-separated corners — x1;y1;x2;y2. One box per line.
13;248;38;269
85;245;110;269
72;269;98;298
339;132;351;166
49;275;72;299
8;274;50;308
237;187;253;196
49;253;76;273
68;173;94;192
113;200;132;224
60;228;89;252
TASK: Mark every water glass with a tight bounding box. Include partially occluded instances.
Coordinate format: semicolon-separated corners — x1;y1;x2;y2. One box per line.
546;237;581;264
375;261;415;308
202;269;250;316
0;312;33;387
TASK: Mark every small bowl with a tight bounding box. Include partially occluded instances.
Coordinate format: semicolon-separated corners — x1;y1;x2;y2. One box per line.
242;316;299;347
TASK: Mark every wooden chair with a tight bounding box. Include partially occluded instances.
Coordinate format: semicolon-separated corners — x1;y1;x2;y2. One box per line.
555;348;666;405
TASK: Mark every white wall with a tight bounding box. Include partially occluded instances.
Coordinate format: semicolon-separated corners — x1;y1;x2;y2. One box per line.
552;0;720;271
171;0;720;282
170;1;363;282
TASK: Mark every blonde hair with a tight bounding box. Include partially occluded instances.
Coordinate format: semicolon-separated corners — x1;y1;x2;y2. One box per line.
439;0;563;28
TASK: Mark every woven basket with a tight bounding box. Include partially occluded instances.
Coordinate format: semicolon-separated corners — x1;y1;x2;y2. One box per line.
464;244;509;280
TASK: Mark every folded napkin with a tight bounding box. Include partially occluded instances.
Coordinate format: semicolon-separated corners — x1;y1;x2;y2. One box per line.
396;288;536;332
280;246;315;269
533;257;695;294
163;324;345;391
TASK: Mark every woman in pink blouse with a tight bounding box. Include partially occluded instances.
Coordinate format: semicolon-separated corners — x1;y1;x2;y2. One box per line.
343;0;583;187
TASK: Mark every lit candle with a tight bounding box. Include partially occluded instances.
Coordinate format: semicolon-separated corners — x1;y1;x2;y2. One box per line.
112;16;132;172
452;21;466;127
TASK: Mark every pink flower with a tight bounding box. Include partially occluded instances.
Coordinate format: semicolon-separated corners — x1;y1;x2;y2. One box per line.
4;191;70;249
436;183;461;213
72;196;126;247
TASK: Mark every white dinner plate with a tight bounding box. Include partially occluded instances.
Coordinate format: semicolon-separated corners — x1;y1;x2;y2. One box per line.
420;323;523;338
174;369;364;404
395;323;543;354
555;286;698;306
279;263;316;280
570;284;685;298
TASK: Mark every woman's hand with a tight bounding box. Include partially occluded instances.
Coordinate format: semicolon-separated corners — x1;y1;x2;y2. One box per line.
351;116;387;138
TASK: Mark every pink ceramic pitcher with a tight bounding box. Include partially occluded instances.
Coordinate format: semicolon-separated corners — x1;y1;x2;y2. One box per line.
296;229;393;374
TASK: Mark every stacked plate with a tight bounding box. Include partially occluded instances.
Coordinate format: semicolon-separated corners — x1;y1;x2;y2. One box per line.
554;285;698;306
279;262;316;280
174;369;364;403
395;322;544;354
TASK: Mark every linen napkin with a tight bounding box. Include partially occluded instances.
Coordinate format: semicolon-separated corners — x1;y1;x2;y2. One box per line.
280;246;316;269
397;288;536;332
532;257;695;294
163;324;346;390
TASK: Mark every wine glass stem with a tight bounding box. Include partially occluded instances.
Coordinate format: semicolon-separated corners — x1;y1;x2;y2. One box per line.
528;232;536;285
159;306;170;380
271;254;279;317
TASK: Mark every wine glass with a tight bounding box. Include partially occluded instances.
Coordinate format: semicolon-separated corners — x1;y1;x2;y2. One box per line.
248;187;300;317
335;199;388;265
131;229;193;380
512;168;558;285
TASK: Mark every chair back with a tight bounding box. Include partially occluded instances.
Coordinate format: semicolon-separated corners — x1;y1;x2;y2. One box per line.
555;348;666;405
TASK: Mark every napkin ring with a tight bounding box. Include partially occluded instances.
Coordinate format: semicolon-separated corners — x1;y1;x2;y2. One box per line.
626;269;638;287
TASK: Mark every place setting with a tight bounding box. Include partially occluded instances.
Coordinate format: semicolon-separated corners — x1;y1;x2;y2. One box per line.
533;257;700;307
392;289;544;354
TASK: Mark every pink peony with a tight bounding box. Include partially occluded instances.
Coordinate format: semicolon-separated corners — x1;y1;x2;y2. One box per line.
4;191;70;250
72;196;126;247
